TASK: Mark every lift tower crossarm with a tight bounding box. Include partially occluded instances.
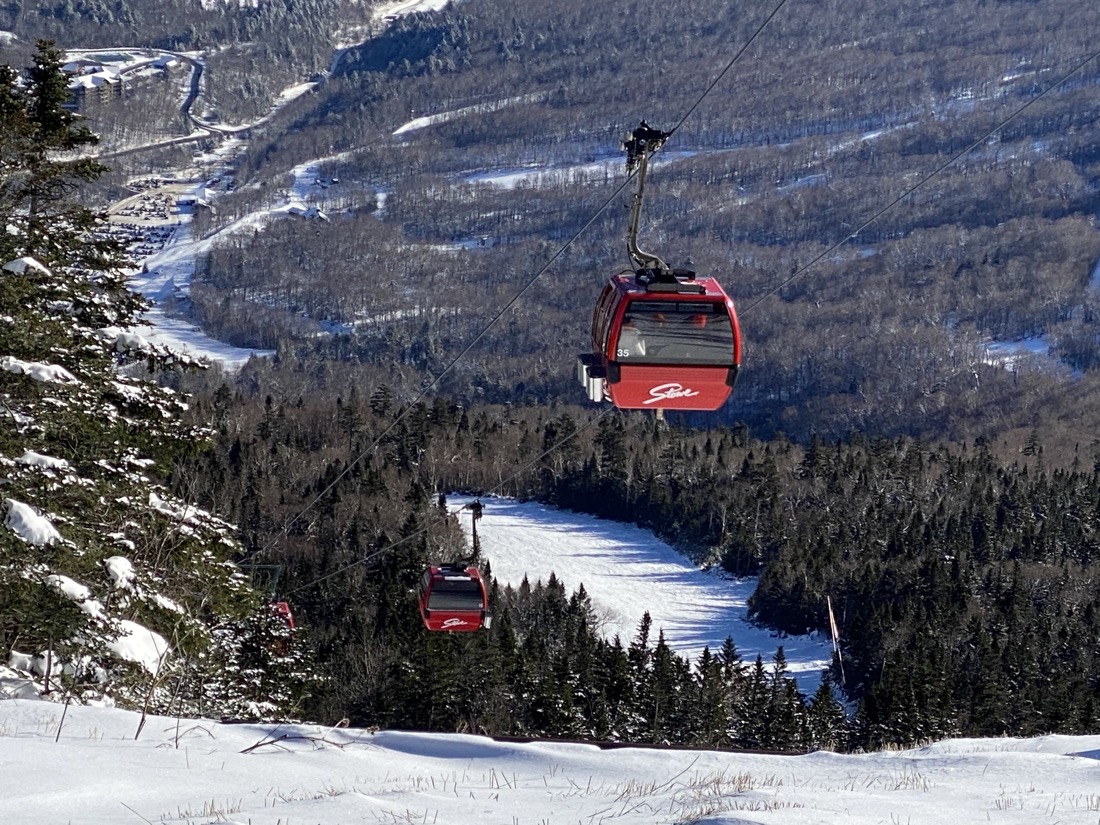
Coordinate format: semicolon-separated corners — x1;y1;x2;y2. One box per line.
623;121;673;282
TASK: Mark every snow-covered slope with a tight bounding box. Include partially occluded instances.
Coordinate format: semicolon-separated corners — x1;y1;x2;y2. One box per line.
2;701;1099;825
450;496;833;690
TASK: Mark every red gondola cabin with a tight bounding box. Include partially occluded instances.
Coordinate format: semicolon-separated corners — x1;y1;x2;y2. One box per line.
578;122;743;412
578;270;742;411
417;565;492;632
272;600;295;629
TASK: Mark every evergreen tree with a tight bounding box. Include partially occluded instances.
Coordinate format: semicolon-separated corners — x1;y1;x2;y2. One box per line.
0;41;111;268
737;656;770;749
805;674;848;751
693;647;733;748
764;647;804;749
0;45;293;717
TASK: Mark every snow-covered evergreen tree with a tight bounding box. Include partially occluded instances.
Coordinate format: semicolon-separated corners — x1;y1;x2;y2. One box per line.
0;41;310;717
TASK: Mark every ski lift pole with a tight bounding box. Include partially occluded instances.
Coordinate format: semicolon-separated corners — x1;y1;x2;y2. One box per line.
623;121;673;278
470;499;484;559
827;595;846;688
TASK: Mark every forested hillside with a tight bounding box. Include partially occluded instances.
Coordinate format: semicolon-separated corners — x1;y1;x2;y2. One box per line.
178;364;1100;746
187;0;1100;448
7;0;1100;445
169;0;1100;745
0;0;354;120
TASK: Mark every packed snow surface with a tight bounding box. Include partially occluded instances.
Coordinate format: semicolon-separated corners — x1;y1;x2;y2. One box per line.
449;496;833;688
1;701;1099;824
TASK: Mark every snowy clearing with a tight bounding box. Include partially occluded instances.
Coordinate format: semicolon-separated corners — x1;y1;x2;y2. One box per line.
449;496;833;691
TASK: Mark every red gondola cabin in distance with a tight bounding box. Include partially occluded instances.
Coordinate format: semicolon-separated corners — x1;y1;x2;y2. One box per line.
579;273;742;411
417;565;492;632
272;600;295;629
577;121;742;412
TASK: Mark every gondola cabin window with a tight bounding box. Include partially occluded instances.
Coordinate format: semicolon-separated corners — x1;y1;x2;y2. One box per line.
427;576;484;610
615;301;735;364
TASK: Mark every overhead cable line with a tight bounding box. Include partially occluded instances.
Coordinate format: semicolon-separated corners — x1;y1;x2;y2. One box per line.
741;43;1100;315
664;0;792;139
257;0;791;559
282;405;618;596
278;14;1100;596
255;179;631;559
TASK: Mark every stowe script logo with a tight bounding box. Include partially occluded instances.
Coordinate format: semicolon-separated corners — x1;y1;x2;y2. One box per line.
442;617;472;629
643;383;700;404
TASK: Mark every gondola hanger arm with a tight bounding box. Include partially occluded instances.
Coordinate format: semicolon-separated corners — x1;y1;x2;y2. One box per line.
624;121;674;281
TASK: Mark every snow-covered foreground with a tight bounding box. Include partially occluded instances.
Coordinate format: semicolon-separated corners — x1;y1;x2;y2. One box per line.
2;701;1100;825
449;496;833;691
